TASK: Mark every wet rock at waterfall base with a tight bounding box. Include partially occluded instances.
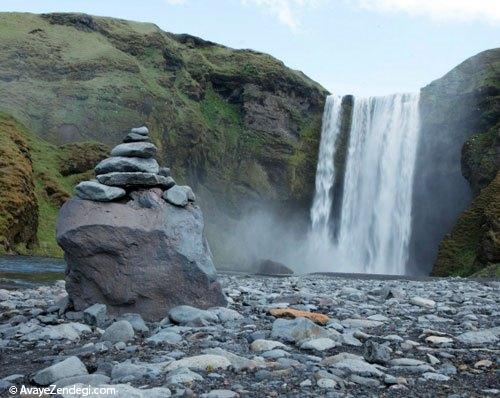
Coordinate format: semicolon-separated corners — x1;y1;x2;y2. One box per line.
255;259;294;276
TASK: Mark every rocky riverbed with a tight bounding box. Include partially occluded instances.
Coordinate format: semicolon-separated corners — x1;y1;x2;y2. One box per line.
0;274;498;397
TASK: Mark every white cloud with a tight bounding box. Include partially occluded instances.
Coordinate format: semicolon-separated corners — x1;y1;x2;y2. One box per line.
167;0;500;27
242;0;323;29
356;0;500;25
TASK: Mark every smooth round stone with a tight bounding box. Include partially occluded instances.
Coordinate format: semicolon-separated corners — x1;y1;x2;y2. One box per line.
54;374;110;389
74;181;126;202
300;338;339;351
33;356;88;386
117;313;149;333
163;185;189;207
165;367;203;384
179;185;196;202
422;372;450;381
111;142;157;158
261;349;289;359
169;305;218;325
101;320;134;343
131;126;149;135
97;172;172;188
146;330;182;346
83;303;107;327
425;335;453;346
95;157;159;175
250;339;287;352
203;390;238;398
165;355;231;372
123;132;151;143
317;378;337;389
363;340;391;364
410;296;436;308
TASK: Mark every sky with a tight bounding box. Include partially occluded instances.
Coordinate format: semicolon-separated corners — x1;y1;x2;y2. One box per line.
1;0;499;96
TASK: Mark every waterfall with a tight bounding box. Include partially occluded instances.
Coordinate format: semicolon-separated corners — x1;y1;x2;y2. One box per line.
310;93;421;275
310;95;343;248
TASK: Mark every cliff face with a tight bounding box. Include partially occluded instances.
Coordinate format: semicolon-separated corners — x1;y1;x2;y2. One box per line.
432;173;499;277
330;96;354;241
0;12;327;261
411;49;500;276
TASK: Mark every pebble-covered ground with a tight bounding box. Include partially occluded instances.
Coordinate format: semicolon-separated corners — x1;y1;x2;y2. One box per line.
0;274;499;397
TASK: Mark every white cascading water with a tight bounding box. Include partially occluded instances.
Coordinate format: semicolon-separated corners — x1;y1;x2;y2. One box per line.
309;95;343;249
310;93;421;275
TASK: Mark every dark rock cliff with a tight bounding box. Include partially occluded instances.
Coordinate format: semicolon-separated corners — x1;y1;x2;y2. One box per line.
0;12;328;260
410;49;500;276
330;95;354;241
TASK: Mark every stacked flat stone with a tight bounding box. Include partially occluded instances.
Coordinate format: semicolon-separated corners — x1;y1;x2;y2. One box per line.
74;126;196;207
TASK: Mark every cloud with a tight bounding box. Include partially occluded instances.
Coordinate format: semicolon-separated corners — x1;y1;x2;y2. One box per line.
356;0;500;25
166;0;500;27
242;0;324;29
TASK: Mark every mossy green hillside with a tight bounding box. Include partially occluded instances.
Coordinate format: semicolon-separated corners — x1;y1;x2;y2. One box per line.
0;12;328;261
0;112;109;257
0;113;38;252
0;12;326;199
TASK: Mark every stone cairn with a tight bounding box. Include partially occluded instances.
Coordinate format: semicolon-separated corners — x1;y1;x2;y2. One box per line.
57;126;226;321
74;126;195;207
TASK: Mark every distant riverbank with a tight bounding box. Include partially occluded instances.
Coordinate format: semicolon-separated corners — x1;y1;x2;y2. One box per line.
0;255;65;289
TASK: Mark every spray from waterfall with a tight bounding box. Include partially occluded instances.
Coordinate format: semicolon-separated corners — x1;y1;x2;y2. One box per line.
309;93;421;275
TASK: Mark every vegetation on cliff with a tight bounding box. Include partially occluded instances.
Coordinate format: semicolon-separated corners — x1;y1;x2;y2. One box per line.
423;49;500;277
0;12;496;274
0;12;327;260
433;173;499;277
0;113;38;252
0;113;108;257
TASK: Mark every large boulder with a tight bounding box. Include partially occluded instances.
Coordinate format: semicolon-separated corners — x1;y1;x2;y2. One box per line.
255;259;294;276
56;188;226;321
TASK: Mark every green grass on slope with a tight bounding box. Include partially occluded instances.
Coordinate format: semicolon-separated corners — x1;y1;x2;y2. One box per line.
200;86;244;163
0;12;329;262
28;134;108;257
0;111;108;257
433;173;500;277
0;112;37;252
471;264;500;278
18;123;71;257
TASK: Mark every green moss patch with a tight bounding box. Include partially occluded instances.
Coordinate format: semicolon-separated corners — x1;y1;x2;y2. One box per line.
433;173;500;277
0;111;112;257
